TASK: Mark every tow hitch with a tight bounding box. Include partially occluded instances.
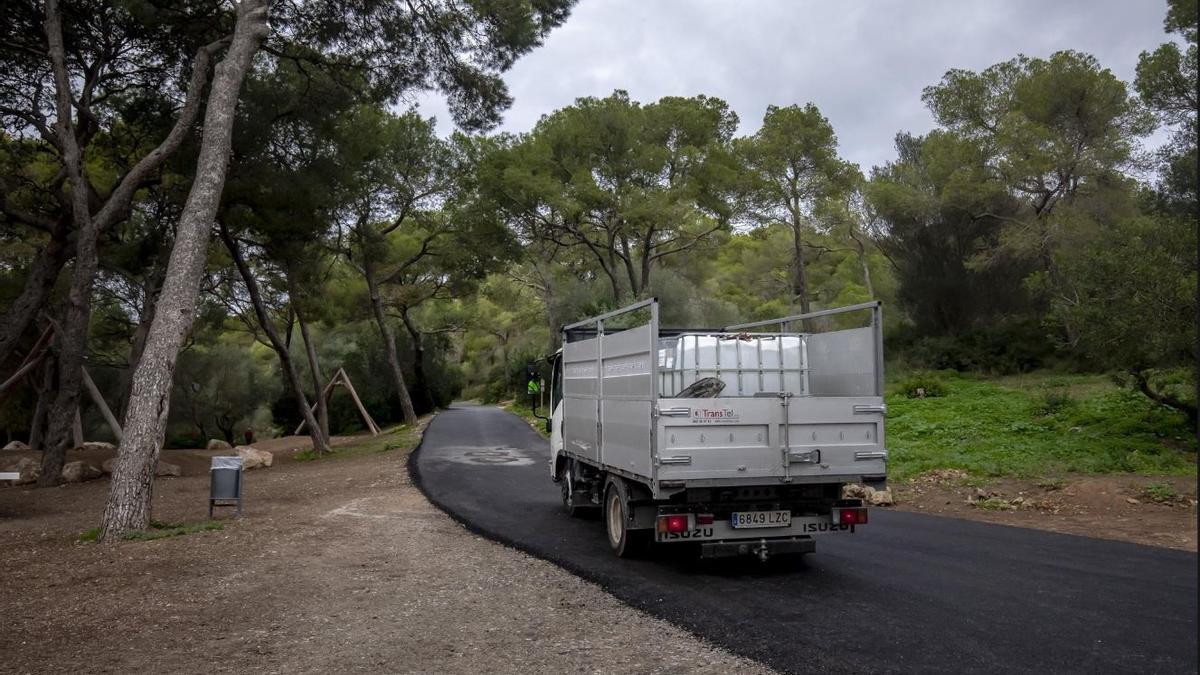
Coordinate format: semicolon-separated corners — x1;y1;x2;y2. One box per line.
752;539;770;563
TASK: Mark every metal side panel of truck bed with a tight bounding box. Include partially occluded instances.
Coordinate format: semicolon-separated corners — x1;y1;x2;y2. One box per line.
561;303;657;480
656;395;886;485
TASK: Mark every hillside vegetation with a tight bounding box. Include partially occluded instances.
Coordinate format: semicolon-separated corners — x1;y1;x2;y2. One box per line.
887;372;1195;480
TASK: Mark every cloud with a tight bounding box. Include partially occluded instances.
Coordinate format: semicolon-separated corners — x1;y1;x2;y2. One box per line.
412;0;1172;171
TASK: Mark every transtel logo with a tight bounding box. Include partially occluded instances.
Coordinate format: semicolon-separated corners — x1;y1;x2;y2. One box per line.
691;408;739;424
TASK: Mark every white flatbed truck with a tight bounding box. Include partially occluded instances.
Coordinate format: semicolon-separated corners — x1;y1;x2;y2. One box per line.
546;299;888;560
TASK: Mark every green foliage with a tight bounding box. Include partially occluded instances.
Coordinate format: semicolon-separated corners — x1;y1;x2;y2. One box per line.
1049;206;1196;413
868;131;1034;338
1140;481;1178;503
894;372;949;399
973;497;1014;511
166;335;281;448
886;372;1196;480
480;90;741;301
1035;382;1077;417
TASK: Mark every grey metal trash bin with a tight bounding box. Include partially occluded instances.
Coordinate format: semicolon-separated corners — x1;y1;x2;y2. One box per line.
209;456;243;517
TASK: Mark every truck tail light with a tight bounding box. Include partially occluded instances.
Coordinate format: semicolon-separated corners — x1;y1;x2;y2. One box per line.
696;513;714;525
658;515;689;533
835;507;868;525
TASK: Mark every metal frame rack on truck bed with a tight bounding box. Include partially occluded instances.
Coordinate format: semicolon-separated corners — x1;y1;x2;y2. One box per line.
546;299;888;560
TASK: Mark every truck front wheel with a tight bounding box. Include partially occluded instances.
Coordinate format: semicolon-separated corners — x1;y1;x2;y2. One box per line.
604;478;649;558
560;460;593;518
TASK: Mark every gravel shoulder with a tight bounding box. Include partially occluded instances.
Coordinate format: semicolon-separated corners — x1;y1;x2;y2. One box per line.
0;421;768;674
891;471;1198;551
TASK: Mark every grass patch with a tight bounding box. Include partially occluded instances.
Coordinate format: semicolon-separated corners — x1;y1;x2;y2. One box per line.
1140;481;1178;503
506;401;551;438
1036;477;1067;491
78;520;224;543
893;371;950;398
886;371;1196;481
294;427;420;461
973;497;1014;511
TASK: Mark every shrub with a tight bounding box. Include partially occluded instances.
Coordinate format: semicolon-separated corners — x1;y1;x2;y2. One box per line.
1035;384;1077;416
895;372;949;398
1140;481;1178;503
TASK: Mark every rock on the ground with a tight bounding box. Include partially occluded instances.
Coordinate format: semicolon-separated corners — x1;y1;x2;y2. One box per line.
841;483;896;506
80;441;116;452
236;446;273;469
868;488;896;506
5;457;41;484
3;440;29;451
61;461;103;483
842;483;871;499
206;439;232;450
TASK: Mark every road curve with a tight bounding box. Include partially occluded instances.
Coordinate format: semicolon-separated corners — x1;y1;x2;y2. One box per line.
409;404;1198;674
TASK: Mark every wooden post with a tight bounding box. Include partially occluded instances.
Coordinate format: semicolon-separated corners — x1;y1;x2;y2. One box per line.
72;406;84;448
337;368;382;435
293;368;381;436
0;352;46;401
81;366;123;443
293;371;341;435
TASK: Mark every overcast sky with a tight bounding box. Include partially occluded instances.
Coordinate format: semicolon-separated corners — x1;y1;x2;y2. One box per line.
413;0;1173;172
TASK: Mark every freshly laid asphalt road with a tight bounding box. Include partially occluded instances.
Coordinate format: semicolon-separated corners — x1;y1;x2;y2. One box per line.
410;404;1198;674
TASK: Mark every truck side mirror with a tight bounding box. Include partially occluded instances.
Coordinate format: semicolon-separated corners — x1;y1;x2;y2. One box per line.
544;418;552;434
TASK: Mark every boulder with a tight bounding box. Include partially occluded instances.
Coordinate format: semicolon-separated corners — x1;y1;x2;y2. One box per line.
6;457;41;485
206;439;233;450
3;440;29;451
867;488;896;506
841;483;874;500
61;461;103;483
80;441;116;452
156;461;182;477
236;446;273;470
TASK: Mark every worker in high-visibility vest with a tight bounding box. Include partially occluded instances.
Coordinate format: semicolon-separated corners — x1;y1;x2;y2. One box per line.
527;378;541;413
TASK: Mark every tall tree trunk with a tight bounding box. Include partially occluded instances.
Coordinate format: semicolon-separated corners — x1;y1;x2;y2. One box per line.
100;1;269;542
0;230;69;368
399;306;434;413
220;224;330;454
790;222;812;314
790;218;814;332
39;0;104;486
363;255;418;427
296;308;330;442
848;226;874;298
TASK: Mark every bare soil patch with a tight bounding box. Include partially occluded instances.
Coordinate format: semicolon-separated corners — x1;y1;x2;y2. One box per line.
892;471;1198;551
0;423;767;674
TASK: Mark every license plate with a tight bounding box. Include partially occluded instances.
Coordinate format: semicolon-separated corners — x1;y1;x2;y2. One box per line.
730;510;792;529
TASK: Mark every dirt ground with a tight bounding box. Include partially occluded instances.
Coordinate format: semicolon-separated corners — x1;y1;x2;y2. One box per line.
0;424;767;674
892;471;1199;551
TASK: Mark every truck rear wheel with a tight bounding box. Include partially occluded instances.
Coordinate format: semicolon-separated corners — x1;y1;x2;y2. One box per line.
604;478;648;558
